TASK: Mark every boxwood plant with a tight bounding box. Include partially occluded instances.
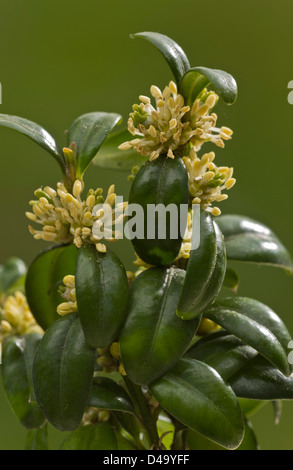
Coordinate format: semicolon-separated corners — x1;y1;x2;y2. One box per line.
1;32;293;451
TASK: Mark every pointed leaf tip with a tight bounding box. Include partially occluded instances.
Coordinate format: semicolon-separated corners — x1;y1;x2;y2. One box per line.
132;32;190;85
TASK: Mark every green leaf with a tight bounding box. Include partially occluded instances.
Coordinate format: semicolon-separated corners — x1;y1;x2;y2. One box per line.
0;257;27;294
186;419;259;450
204;297;292;376
185;331;258;381
76;245;128;348
116;431;137;450
120;267;201;385
33;314;96;431
25;425;48;450
60;423;117;450
229;355;293;400
88;377;135;414
237;420;259;450
132;32;190;85
185;428;225;450
93;128;146;170
1;333;46;429
216;214;293;273
177;211;226;320
67;112;122;178
25;244;78;330
150;358;244;450
0;114;64;170
238;399;267;417
180;67;238;106
128;155;189;266
223;268;239;292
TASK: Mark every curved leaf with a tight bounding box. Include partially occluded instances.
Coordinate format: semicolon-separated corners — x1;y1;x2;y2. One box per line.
33;314;96;431
223;268;239;292
237;420;259;450
120;267;201;385
0;114;64;169
128;155;189;266
76;245;128;348
88;377;135;414
150;358;244;450
60;423;117;450
0;257;27;294
93;128;145;170
67;112;121;178
1;333;46;429
25;244;78;330
229;356;293;400
177;211;226;320
25;425;48;450
185;420;259;450
180;67;238;106
185;331;258;381
132;32;190;85
204;297;292;376
216;214;293;273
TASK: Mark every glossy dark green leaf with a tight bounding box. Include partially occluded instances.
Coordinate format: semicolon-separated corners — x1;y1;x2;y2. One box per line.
185;420;259;450
204;297;291;376
180;67;238;106
88;377;135;414
185;331;258;381
150;358;244;450
132;32;190;85
128;155;189;266
76;245;128;348
0;257;27;294
177;212;226;320
33;314;96;431
229;356;293;400
25;425;48;450
120;267;201;385
185;428;225;450
216;215;293;273
223;268;239;292
67;112;121;178
93;128;146;170
60;423;117;450
1;333;46;429
25;244;78;330
236;420;259;450
0;114;64;169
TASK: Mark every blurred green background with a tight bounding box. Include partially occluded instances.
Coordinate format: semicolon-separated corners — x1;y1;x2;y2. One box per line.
0;0;293;450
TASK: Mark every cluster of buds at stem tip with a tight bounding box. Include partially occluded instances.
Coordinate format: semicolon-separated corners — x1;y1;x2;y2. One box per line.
119;81;233;162
26;180;128;253
183;149;236;216
0;291;42;345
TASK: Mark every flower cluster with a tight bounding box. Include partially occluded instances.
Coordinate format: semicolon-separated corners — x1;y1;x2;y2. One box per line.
0;291;42;344
97;342;126;376
119;81;232;161
26;180;127;253
183;149;236;216
57;275;77;316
